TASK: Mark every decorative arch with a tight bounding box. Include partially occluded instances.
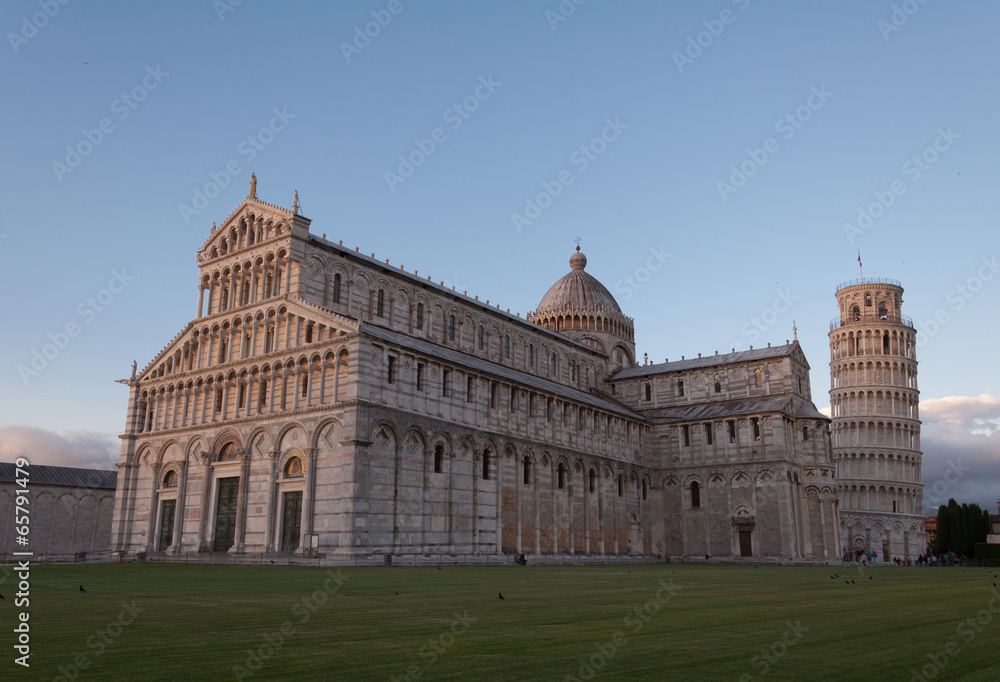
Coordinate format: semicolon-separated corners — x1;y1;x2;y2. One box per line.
210;431;243;457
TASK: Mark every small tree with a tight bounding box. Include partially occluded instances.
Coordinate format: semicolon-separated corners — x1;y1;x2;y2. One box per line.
935;502;952;555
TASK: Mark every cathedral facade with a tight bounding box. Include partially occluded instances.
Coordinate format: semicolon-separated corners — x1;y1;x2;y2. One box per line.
110;188;838;562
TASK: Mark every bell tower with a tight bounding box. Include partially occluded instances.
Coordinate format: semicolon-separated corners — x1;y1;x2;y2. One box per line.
829;278;925;560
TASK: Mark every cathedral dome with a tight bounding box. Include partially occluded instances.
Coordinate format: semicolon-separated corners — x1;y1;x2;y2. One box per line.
535;246;622;315
528;246;634;347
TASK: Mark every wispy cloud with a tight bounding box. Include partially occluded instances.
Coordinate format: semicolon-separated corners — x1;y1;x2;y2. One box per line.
0;426;118;470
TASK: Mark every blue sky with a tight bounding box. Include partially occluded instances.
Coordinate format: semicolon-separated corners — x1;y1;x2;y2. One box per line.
1;1;998;510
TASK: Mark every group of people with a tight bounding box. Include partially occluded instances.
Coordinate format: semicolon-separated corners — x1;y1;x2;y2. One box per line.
843;548;879;565
841;549;956;567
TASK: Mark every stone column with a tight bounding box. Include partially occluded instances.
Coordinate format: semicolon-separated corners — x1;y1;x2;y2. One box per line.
470;448;478;555
817;493;830;559
263;450;279;553
145;461;162;553
800;489;814;560
146;393;157;432
197;285;205;319
233;451;251;553
494;449;502;556
568;473;575;555
598;470;605;555
172;459;189;554
301;448;318;554
551;468;558;555
583;465;591;554
446;447;454;553
333;357;341;403
515;455;522;553
533;461;540;554
197;452;213;552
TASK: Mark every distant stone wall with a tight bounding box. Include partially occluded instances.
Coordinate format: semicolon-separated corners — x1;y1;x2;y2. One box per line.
0;484;115;556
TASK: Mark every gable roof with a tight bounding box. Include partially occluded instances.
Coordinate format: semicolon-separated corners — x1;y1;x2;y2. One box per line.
307;234;611;360
362;324;646;421
612;343;801;379
640;394;829;424
0;462;117;489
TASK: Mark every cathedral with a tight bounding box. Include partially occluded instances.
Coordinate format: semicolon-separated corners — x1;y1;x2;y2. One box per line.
110;184;840;563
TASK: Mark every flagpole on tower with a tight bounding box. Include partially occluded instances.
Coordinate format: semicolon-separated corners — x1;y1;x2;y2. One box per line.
858;249;863;280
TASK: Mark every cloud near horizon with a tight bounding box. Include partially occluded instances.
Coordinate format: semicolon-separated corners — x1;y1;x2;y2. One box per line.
919;394;1000;514
0;426;118;470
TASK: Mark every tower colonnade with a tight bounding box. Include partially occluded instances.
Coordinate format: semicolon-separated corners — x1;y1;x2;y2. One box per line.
829;279;925;559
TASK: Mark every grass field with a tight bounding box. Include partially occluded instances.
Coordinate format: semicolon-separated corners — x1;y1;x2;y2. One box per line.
6;562;1000;681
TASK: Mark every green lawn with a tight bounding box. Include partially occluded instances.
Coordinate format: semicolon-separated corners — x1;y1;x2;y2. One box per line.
6;562;1000;680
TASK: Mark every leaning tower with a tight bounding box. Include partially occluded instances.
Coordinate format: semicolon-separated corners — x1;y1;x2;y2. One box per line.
829;278;925;560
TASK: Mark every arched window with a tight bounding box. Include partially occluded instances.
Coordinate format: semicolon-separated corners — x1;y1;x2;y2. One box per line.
376;289;385;318
415;303;424;330
284;456;304;478
218;442;239;462
852;305;861;321
642;478;647;501
714;375;721;393
528;344;535;367
332;274;341;304
618;474;624;497
878;303;887;320
678;380;684;397
644;383;651;401
865;293;872;307
802;426;809;441
551;353;557;376
163;470;178;488
589;469;597;493
754;368;762;387
478;326;484;350
557;463;566;490
523;456;531;485
448;315;456;341
504;335;510;359
434;445;443;473
690;481;701;508
482;450;491;480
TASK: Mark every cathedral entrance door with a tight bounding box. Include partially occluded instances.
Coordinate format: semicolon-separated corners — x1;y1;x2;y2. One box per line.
158;500;176;552
213;477;239;552
281;491;303;552
739;530;753;557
